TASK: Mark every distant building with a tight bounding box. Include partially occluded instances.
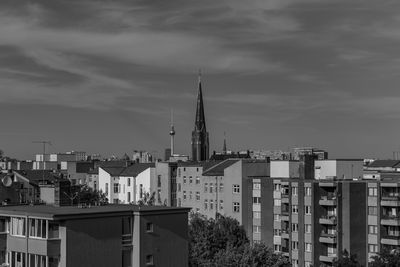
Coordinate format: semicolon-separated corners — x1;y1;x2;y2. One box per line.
132;151;154;163
0;204;190;267
66;151;87;161
98;163;156;204
293;147;328;160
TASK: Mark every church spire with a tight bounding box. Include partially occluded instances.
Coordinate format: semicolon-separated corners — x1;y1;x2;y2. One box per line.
223;132;227;154
191;70;209;162
195;70;206;132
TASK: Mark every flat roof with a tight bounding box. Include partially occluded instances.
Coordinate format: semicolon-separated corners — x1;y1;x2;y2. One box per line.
0;204;190;220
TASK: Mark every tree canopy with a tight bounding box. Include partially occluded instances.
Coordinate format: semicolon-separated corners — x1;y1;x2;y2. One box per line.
369;248;400;267
189;213;290;267
333;250;362;267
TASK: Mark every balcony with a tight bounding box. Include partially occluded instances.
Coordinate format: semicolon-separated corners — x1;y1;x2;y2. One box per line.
319;215;337;225
281;229;290;239
381;215;400;226
381;235;400;246
122;234;133;249
319;254;337;263
319;232;337;244
319;180;337;187
381;196;400;207
319;194;337;206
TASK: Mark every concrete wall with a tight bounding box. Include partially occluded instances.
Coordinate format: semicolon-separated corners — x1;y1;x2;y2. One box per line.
270;161;299;178
65;217;122;267
137;212;188;267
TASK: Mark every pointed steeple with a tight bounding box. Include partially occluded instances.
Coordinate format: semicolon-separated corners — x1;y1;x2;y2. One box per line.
223;132;227;154
195;70;206;132
191;70;209;162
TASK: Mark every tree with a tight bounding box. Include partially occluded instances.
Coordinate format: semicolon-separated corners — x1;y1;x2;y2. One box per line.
188;213;289;267
137;191;156;206
369;248;400;267
69;185;108;206
333;250;362;267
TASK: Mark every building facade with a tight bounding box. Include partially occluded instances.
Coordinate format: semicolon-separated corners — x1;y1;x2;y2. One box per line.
0;205;190;267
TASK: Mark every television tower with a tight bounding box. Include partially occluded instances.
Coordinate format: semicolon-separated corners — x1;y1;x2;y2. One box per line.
169;109;176;156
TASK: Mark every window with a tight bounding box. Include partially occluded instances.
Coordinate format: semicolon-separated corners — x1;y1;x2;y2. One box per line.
157;189;161;203
305;205;312;215
146;223;153;233
146;255;154;265
274;244;281;252
274;229;281;236
0;218;8;233
178;198;181;207
292;223;298;232
29;219;47;238
233;184;240;194
220;200;224;210
219;183;224;192
274;184;281;191
305;243;312;252
369;225;378;234
10;217;25;236
9;251;26;267
204;183;208;193
105;183;109;195
369;244;378;253
305;186;312;196
292;259;299;267
253;183;261;190
183;176;187;184
292;241;298;250
114;183;119;193
233;202;240;212
210;183;213;193
292;205;298;214
140;184;143;198
253;211;261;219
196;177;200;184
274;199;281;206
189;191;192;200
368;206;378;215
368;187;378;196
253;197;261;204
196;168;199;172
127;178;131;187
157;175;161;187
196;192;200;201
210;200;214;210
204;200;208;210
127;192;131;203
305;262;312;267
189;176;193;184
183;191;186;200
292;186;298;196
178;183;181;192
253;225;261;233
305;224;312;233
274;214;280;221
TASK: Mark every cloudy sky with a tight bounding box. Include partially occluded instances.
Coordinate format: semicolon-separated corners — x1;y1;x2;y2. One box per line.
1;0;400;160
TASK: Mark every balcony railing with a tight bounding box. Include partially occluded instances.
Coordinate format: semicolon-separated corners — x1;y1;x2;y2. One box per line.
319;215;337;225
382;195;400;201
122;234;132;248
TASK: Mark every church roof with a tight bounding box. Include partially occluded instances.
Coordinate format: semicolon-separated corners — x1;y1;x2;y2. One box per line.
194;77;206;132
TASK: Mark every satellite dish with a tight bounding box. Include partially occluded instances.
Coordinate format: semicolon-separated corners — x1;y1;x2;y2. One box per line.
2;176;13;187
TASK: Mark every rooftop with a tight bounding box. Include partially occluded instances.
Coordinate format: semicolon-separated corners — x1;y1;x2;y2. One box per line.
0;204;190;220
367;160;400;168
203;159;240;176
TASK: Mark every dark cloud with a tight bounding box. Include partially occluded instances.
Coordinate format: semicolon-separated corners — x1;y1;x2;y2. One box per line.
0;0;400;159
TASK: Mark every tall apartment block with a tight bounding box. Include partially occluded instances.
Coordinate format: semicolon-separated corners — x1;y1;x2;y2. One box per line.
248;159;368;267
0;205;190;267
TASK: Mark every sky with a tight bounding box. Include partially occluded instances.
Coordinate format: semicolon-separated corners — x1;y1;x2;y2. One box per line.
1;0;400;160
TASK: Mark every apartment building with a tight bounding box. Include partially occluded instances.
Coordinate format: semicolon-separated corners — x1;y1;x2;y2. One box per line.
248;159;368;267
176;159;269;232
98;163;155;204
0;204;190;267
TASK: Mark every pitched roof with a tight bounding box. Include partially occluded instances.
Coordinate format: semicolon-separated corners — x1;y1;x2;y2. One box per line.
120;163;154;176
202;159;240;176
101;163;154;177
368;160;400;168
14;170;63;184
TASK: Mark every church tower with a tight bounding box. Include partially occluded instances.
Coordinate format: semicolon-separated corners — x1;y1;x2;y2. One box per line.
191;73;209;162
